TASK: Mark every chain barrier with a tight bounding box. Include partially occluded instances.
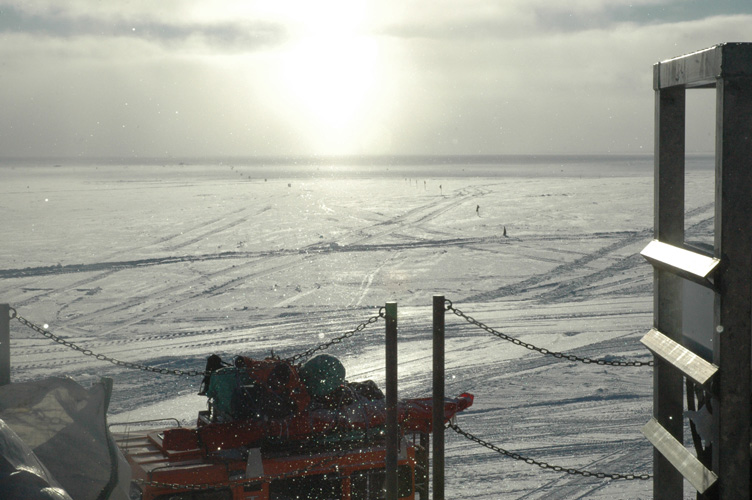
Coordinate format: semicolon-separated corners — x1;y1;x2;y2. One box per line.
447;421;651;481
444;299;653;367
9;308;208;376
8;306;386;376
10;302;654;488
10;300;373;492
285;307;385;364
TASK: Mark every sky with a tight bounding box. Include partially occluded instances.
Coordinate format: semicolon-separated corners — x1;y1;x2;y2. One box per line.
1;0;751;159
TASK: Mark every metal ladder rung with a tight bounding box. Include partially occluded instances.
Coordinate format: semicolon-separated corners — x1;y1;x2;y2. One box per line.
642;418;718;494
640;328;718;386
640;240;720;288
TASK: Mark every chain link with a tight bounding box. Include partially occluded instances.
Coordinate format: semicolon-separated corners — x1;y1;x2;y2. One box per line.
12;314;208;377
10;307;386;375
11;300;650;369
447;422;651;481
286;307;385;364
444;300;653;367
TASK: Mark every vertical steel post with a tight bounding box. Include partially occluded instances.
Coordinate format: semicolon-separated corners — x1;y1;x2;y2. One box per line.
416;432;430;499
0;304;9;386
432;295;445;500
653;80;686;500
712;74;752;500
385;301;399;500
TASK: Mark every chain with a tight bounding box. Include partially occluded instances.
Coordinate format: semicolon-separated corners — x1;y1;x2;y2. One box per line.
286;307;385;364
444;300;653;367
9;306;385;375
447;422;651;481
10;309;207;377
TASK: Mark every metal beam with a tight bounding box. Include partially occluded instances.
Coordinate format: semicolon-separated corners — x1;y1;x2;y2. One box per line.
712;73;752;499
433;295;445;500
0;304;9;386
655;43;752;90
640;240;720;288
385;302;399;500
640;328;718;386
642;418;718;494
652;82;686;500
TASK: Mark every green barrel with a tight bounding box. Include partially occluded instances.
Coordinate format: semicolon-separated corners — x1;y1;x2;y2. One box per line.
299;354;346;397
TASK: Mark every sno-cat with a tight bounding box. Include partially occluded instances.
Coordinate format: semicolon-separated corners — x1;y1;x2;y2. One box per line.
114;354;473;500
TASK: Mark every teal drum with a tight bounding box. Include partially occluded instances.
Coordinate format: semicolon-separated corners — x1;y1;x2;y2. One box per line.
299;354;346;397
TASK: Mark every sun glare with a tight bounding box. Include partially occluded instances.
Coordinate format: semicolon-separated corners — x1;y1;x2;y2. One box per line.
282;37;378;128
276;1;380;153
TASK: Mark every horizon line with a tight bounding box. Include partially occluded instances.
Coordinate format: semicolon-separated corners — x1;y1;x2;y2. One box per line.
0;152;715;165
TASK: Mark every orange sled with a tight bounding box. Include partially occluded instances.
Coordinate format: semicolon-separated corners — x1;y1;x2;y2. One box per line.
161;393;473;453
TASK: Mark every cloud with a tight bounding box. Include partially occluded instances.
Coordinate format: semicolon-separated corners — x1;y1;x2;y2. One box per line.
0;4;289;54
0;1;750;157
373;0;752;40
373;13;752;155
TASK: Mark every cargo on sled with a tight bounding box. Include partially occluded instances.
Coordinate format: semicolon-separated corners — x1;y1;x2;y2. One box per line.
116;353;473;500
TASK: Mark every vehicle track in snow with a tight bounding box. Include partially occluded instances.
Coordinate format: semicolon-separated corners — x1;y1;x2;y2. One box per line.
1;183;485;282
510;441;652;499
2;204;264;303
90;186;484;328
462;227;654;303
4;183;490;344
465;206;714;308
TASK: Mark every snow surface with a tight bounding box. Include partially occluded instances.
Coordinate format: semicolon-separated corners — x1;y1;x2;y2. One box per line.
1;156;715;499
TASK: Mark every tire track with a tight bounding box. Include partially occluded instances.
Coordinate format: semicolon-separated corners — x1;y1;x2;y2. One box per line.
2;234;511;280
64;255;306;334
11;269;122;308
10;184;493;333
538;213;714;304
348;252;401;308
0;205;262;310
161;209;255;252
329;184;490;247
0;185;493;281
514;443;651;499
9;323;258;357
686;201;714;219
534;253;649;303
103;205;256;257
462;228;653;303
12;295;382;369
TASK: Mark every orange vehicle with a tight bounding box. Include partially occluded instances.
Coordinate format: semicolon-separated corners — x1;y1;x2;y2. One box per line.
115;420;428;500
115;355;472;500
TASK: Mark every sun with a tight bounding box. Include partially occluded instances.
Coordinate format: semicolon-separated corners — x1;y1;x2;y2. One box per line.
283;36;378;130
276;1;381;152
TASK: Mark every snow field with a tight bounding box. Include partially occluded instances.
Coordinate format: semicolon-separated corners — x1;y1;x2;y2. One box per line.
1;158;714;498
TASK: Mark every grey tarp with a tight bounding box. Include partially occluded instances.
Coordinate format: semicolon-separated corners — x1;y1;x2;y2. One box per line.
0;418;73;499
0;377;131;500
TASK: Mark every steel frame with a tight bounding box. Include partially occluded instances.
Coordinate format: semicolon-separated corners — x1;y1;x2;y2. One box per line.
646;42;752;500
